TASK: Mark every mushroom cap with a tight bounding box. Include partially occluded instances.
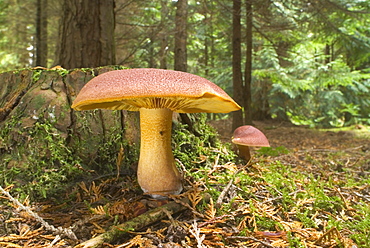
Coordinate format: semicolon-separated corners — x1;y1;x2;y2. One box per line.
71;68;241;113
232;125;270;147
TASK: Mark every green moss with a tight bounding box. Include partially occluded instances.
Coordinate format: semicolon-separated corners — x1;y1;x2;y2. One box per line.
172;113;237;171
55;68;70;77
31;69;43;83
32;94;47;110
0;113;84;200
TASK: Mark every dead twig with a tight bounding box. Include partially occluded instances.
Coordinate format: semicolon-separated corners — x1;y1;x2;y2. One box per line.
0;185;77;240
216;163;248;208
189;220;206;248
74;197;196;248
216;176;236;209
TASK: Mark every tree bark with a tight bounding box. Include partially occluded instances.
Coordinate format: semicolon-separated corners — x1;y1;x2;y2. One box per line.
174;0;188;72
35;0;48;67
57;0;116;69
232;0;244;131
174;0;192;129
244;0;253;125
159;0;169;69
202;0;212;77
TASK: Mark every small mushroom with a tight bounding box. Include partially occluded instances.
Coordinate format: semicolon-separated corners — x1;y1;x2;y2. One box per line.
71;68;241;198
232;125;270;162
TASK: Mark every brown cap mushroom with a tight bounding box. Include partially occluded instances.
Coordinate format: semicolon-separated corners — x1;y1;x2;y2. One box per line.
72;68;241;198
232;125;270;162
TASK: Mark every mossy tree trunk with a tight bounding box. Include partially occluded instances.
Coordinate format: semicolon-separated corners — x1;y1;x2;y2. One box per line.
0;67;139;199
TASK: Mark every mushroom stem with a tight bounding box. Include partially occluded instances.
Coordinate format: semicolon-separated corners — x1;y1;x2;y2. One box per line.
237;144;251;162
137;108;182;198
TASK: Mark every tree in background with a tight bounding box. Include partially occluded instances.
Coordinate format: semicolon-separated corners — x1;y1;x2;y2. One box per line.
57;0;116;69
174;0;198;131
232;0;244;130
174;0;188;72
244;0;253;125
114;1;176;69
159;0;169;69
35;0;48;67
0;1;36;69
233;0;254;129
251;0;370;127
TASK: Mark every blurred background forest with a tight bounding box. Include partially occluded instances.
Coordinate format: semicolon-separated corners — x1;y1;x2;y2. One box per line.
1;0;369;128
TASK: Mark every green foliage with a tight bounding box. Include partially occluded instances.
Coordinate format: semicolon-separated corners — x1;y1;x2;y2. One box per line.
253;46;370;127
94;126;138;175
287;233;305;248
247;0;370;127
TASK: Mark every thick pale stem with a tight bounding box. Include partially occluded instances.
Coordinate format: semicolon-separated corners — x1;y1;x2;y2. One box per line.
137;108;182;198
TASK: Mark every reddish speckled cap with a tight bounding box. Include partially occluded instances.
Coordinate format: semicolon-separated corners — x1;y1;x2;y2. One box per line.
71;68;241;113
232;125;270;147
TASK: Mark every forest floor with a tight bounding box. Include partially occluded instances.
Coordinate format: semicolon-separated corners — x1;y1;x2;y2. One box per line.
1;119;369;248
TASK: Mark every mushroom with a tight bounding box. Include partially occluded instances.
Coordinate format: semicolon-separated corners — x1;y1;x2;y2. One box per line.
231;125;270;162
71;68;241;198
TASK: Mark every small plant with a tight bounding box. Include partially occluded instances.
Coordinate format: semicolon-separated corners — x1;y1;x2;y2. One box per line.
287;233;305;247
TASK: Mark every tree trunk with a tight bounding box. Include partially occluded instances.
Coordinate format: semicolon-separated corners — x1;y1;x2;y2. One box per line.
244;0;253;125
159;0;169;69
208;1;215;75
174;0;196;132
174;0;188;72
200;0;209;77
325;43;332;64
232;0;244;131
35;0;48;67
204;19;209;77
57;0;116;69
